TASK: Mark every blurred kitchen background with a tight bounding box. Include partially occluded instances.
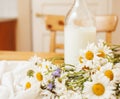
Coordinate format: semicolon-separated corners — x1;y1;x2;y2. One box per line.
0;0;120;52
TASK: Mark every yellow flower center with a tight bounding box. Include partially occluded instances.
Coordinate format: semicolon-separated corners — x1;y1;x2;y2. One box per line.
104;70;114;81
38;63;42;67
85;51;94;60
92;83;105;96
79;56;83;63
97;50;105;58
25;82;31;89
97;66;101;71
46;65;49;69
36;72;43;81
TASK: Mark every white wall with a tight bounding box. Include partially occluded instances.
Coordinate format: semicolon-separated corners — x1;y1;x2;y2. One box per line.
112;0;120;45
0;0;17;18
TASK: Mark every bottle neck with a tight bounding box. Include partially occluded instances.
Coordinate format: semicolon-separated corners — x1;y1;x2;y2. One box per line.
65;0;95;27
74;0;87;8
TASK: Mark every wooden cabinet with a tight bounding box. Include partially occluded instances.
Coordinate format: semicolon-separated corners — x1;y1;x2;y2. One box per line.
0;18;16;50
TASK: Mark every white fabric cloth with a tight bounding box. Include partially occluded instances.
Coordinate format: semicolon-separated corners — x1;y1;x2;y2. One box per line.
0;60;39;99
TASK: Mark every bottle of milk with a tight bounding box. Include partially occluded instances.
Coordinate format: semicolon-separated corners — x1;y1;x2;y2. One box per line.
64;0;96;65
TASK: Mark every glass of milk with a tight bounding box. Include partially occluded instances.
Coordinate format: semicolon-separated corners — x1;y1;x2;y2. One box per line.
64;0;96;65
64;25;96;65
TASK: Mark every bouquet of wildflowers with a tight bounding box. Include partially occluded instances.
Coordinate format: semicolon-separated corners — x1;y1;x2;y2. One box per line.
10;40;120;99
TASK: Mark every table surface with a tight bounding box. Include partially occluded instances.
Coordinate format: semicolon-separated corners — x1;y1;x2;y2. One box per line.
0;51;64;64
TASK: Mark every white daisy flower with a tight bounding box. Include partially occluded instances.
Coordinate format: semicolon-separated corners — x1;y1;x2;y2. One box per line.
84;43;97;61
21;76;40;90
41;60;58;73
97;40;113;58
53;78;67;96
29;66;50;85
100;62;119;82
60;90;82;99
78;43;99;69
29;55;42;66
114;63;120;69
14;75;41;99
39;90;54;99
100;62;114;80
112;68;120;82
83;72;114;99
78;49;85;64
14;76;40;99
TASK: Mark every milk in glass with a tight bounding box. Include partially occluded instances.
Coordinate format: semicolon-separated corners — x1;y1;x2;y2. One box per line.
64;0;96;65
64;25;96;65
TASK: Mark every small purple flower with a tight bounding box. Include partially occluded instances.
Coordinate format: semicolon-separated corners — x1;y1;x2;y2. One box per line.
47;83;54;90
52;68;61;77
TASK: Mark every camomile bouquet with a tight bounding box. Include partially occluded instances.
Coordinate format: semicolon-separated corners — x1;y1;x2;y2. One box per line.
13;40;120;99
